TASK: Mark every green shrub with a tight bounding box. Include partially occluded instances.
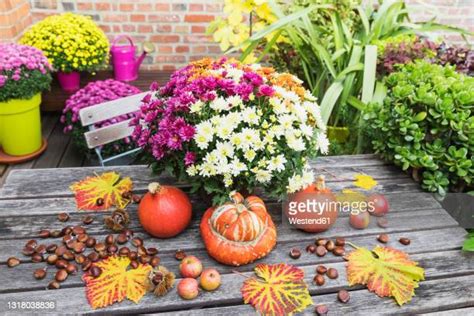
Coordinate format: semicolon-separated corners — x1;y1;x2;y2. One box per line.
366;61;474;194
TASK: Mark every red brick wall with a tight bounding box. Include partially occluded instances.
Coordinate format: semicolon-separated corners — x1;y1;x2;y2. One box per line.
0;0;32;41
2;0;473;71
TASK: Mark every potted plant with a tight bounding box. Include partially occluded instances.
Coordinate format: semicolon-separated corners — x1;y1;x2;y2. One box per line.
0;43;52;157
131;57;329;205
20;13;109;93
61;79;141;158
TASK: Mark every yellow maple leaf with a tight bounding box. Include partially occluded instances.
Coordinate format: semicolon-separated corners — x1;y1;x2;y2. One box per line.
353;174;378;190
346;246;425;306
70;172;132;211
241;263;312;315
83;255;152;309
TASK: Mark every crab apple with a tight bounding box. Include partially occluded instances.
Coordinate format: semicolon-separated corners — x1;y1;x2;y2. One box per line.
179;255;203;278
349;210;370;229
367;194;389;217
178;278;199;300
200;268;221;291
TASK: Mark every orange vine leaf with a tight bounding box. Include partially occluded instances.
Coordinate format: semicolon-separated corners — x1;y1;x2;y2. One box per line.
82;255;152;309
346;245;425;306
70;172;132;210
241;263;312;315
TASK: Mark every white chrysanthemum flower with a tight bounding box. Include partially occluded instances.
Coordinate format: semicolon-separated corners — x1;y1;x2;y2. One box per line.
204;151;219;164
287;134;306;151
289;103;308;122
268;154;287;172
230;158;247;176
240;128;259;150
215;158;231;175
279;114;296;129
199;163;217;177
210;96;229;112
216;141;234;158
186;165;198;177
255;169;272;183
300;124;314;138
217;124;232;139
190;100;204;113
224;174;233;187
249;63;262;71
270;97;288;115
287;173;303;193
301;169;315;187
242;107;259;125
227;95;243;108
316;132;330;154
230;133;243;148
196;120;213;138
268;125;284;139
226;68;244;82
195;134;209;150
304;90;317;101
244;149;256;162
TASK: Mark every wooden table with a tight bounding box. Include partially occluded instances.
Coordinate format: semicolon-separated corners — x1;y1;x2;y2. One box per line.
0;154;472;315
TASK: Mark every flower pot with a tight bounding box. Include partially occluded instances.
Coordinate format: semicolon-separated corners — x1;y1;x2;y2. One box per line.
0;93;42;156
57;71;80;93
327;126;350;143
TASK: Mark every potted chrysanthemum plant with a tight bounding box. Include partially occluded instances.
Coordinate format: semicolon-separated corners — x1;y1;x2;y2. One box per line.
20;13;109;93
0;43;52;158
131;58;329;205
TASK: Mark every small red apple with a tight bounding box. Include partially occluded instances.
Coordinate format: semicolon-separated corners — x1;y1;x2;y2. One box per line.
349;210;370;229
178;278;199;300
367;194;389;217
179;255;203;278
200;268;221;291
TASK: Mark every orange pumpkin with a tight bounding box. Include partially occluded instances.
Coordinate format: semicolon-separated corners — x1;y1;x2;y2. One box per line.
200;192;277;266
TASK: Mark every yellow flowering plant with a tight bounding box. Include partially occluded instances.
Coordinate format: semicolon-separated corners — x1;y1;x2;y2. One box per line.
20;13;109;73
207;0;281;63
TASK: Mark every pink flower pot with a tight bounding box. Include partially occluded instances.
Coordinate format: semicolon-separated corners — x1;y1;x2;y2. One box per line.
57;71;80;93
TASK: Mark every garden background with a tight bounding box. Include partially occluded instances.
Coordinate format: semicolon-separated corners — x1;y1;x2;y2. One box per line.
1;0;473;71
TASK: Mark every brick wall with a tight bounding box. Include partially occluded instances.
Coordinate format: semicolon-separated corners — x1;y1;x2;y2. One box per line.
1;0;473;71
0;0;32;41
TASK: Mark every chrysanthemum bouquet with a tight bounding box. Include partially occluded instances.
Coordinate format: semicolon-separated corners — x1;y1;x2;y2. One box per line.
20;13;109;73
0;43;52;102
61;80;141;157
132;58;328;204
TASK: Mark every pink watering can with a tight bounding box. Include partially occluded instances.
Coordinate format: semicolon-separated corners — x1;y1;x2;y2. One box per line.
110;35;155;82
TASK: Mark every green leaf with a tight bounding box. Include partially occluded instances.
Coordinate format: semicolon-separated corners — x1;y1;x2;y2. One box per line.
414;112;427;122
320;81;344;125
463;236;474;252
361;45;378;104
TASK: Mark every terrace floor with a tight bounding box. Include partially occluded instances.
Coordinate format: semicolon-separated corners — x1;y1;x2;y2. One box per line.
0;70;173;187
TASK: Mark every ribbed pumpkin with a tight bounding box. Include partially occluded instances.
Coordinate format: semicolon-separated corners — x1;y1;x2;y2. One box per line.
200;192;277;266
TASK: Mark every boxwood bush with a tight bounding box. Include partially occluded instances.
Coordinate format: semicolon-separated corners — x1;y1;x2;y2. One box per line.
366;61;474;194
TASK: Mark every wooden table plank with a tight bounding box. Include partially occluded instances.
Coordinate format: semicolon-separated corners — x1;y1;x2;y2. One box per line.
0;160;414;199
0;252;473;314
0;229;467;293
33;116;71;169
58;138;84;168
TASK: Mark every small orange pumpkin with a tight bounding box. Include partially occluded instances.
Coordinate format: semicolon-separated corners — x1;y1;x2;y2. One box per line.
200;192;277;266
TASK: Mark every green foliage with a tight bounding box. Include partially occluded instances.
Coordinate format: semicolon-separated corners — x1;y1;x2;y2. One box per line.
366;61;474;194
237;0;472;154
0;69;51;102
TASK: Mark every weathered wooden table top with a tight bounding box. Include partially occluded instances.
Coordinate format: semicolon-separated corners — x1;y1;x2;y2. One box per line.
0;154;472;315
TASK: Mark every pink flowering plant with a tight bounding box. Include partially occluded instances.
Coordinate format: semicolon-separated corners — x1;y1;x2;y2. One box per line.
61;79;141;157
131;58;328;204
0;43;52;102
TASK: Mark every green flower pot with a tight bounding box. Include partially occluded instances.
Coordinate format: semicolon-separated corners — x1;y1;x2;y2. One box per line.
0;93;42;156
327;126;350;143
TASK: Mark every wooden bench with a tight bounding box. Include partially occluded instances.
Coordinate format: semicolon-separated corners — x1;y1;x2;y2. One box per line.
0;154;471;314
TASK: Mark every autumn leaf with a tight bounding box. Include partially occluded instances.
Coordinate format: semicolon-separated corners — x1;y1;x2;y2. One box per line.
70;172;132;210
353;174;378;190
346;246;425;306
241;263;312;315
83;255;152;309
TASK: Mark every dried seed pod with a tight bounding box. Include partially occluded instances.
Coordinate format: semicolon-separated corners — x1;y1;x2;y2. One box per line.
66;263;78;274
107;245;118;254
316;265;327;275
116;234;128;245
33;267;47;280
85;237;96;248
51;230;62;238
315;304;329;316
39;230;51;238
137;246;147;257
399;237;411;245
96;198;104;207
306;244;316;253
333;246;345;256
72;226;85;235
63;251;75;261
175;250;186;261
140;255;151;264
150;257;161;267
327;268;338;279
48;281;60;290
289;248;301;259
105;234;114;245
75;254;86;264
119;247;130;256
313;274;325;286
129;251;138;260
55;269;68;282
82;215;94;225
94;243;106;252
325;240;335;252
25;240;38;249
132;195;141;203
36;245;47;255
7;257;20;267
46;254;58;265
46;244;57;253
130;260;139;269
90;266;102;278
147;247;159;256
337;289;350;303
22;247;35;256
32;253;44;263
77;234;88;243
82;260;92;272
377;234;389;243
88;252;100;262
131;237;143;247
55;259;68;269
104;209;130;232
148;266;175;297
57;212;70;222
335;237;345;247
